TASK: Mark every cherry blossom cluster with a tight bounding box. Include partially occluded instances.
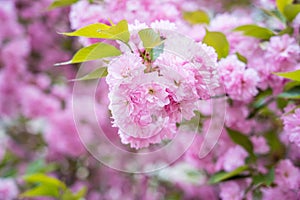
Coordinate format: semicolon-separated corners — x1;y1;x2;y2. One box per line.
106;21;219;148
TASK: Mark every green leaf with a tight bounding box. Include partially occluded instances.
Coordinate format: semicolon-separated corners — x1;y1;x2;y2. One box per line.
55;43;121;65
25;159;57;175
138;28;163;49
236;52;248;63
278;27;294;35
20;185;60;198
62;20;130;43
61;23;110;38
233;24;275;40
276;97;288;110
278;86;300;99
284;81;300;91
23;173;66;190
226;128;256;160
276;0;293;14
48;0;78;10
183;10;210;25
275;70;300;82
209;166;249;184
72;67;108;81
260;8;286;23
253;168;275;187
264;130;285;160
284;4;300;21
150;43;164;61
203;30;229;59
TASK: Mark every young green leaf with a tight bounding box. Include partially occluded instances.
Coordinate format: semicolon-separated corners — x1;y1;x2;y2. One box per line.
61;20;130;43
150;43;164;61
236;52;248;63
233;24;275;40
278;86;300;99
276;0;293;14
48;0;78;10
274;70;300;82
107;20;130;43
72;67;108;81
183;10;210;25
253;168;275;187
203;30;229;59
226;128;255;160
209;166;249;184
284;4;300;22
61;23;110;38
20;185;60;198
23;173;66;189
138;28;163;49
55;43;121;65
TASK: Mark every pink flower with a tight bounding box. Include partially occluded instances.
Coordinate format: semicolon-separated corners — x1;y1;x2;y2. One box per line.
106;53;146;86
108;72;177;149
107;21;218;148
262;186;299;200
251;136;270;154
225;102;254;134
216;145;248;172
218;55;260;102
265;34;300;72
19;85;60;119
0;178;18;200
275;159;300;190
45;108;86;157
219;181;244;200
282;108;300;147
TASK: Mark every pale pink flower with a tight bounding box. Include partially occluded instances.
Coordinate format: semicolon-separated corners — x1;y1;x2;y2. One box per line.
262;186;299;200
218;55;260;102
0;178;18;200
45;108;85;157
265;34;300;72
219;181;244;200
275;159;300;190
282;108;300;147
251;136;270;154
216;145;248;172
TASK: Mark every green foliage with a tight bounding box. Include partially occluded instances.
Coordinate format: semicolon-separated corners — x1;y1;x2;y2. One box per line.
150;43;164;61
62;20;130;43
278;26;294;35
21;173;86;199
61;23;111;38
278;86;300;99
138;28;164;49
264;130;286;161
183;10;210;25
48;0;78;10
284;4;300;21
72;67;108;81
226;128;256;161
203;30;229;59
23;173;67;189
253;168;275;187
236;52;248;64
276;0;293;14
55;43;121;65
21;185;61;198
274;70;300;82
209;166;249;184
233;24;275;40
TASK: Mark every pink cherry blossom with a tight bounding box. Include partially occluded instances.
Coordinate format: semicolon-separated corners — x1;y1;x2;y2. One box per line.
218;55;260;102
